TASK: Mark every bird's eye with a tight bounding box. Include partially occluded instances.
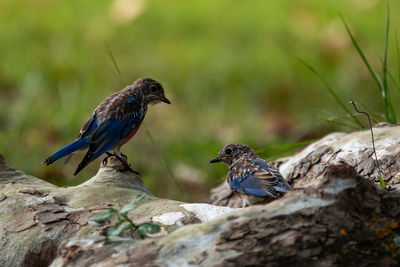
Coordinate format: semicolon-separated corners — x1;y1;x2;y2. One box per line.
225;148;232;155
149;85;157;93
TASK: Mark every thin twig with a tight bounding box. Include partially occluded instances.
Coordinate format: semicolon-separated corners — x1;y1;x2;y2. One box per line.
350;100;382;179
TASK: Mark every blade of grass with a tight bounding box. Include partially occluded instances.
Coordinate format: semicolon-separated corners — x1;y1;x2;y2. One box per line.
359;102;382;124
341;13;396;123
339;113;366;124
328;113;374;127
341;14;383;91
257;140;317;161
381;3;396;123
382;49;400;94
294;100;368;128
388;70;400;92
396;31;400;86
294;100;342;117
256;140;316;155
382;3;389;94
144;125;186;200
107;44;126;87
299;58;365;128
316;116;359;130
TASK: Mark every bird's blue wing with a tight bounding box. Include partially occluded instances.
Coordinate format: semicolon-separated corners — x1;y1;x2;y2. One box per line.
228;159;289;198
73;119;136;175
91;119;128;153
228;175;270;197
250;159;289;193
88;96;143;156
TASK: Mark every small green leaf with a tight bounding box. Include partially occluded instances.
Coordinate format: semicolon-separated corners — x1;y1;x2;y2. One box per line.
119;194;146;215
119;204;136;215
131;193;146;204
137;222;161;237
89;209;117;222
109;222;135;237
107;219;125;236
378;176;386;189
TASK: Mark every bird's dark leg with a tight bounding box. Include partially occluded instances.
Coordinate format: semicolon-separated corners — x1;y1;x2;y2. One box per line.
241;195;249;208
104;152;140;175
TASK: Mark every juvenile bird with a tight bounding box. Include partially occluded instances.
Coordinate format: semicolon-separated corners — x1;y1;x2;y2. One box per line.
210;144;290;207
44;78;170;175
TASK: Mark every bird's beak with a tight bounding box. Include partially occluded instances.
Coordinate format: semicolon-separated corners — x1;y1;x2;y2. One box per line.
209;157;222;163
161;97;171;104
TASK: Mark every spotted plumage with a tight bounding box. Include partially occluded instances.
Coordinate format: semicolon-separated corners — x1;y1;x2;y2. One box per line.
44;78;170;175
210;144;290;207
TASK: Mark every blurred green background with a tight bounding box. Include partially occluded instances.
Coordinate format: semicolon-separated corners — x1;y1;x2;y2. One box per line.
1;0;399;202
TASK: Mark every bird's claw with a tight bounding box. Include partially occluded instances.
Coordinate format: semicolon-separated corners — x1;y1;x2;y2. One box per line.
102;152;113;165
103;152;140;175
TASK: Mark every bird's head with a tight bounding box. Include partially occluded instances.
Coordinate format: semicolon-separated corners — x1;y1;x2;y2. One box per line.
209;143;255;166
133;78;171;105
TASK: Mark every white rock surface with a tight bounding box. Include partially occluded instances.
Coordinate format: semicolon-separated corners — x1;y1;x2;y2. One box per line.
152;212;186;225
180;203;235;222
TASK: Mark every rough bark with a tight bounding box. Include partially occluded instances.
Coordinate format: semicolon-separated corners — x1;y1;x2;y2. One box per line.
1;125;400;266
0;155;218;267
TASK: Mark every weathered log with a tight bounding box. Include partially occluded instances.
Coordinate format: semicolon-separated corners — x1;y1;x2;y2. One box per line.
1;125;400;266
0;155;232;266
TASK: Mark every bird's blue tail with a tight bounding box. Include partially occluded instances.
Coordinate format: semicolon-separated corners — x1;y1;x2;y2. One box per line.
43;139;88;165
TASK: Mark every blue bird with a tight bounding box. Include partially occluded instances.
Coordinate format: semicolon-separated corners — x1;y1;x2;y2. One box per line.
210;144;290;207
43;78;171;175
